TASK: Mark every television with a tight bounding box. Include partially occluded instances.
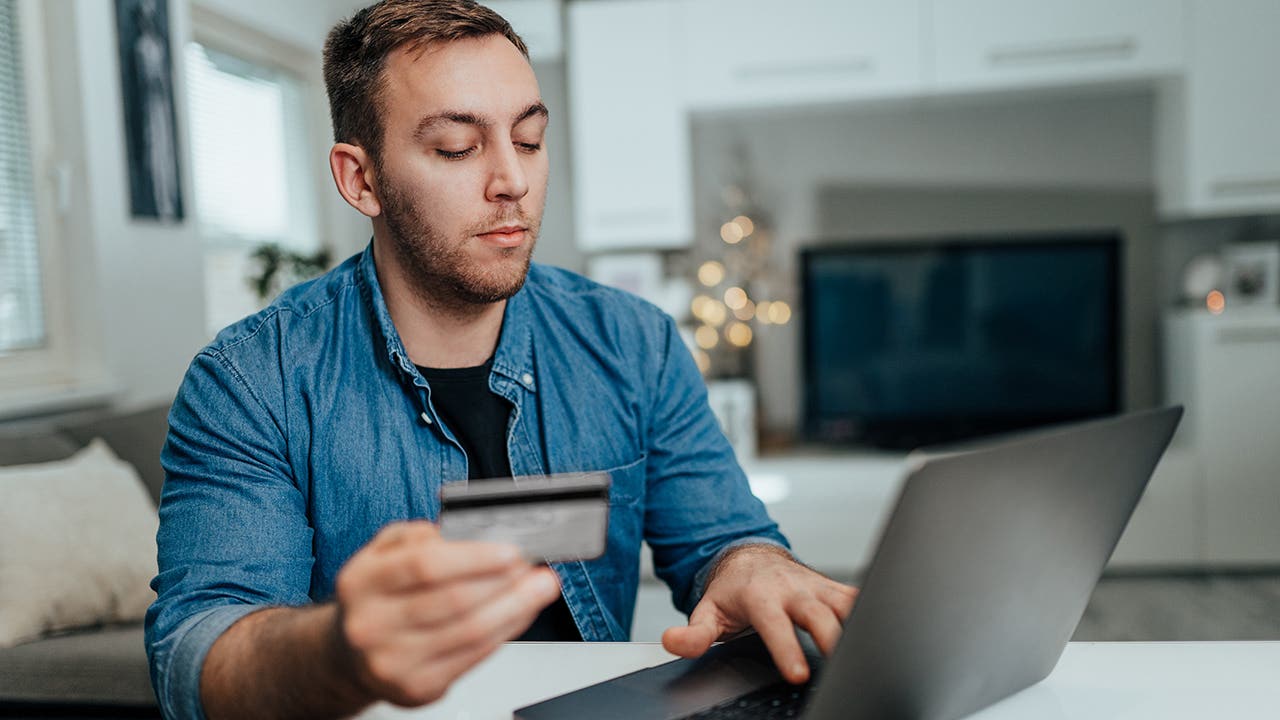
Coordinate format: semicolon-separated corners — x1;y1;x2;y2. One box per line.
801;233;1121;449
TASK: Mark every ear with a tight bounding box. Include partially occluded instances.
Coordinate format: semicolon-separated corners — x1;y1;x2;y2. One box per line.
329;142;382;218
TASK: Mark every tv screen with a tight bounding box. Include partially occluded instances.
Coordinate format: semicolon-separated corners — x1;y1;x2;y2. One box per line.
801;234;1121;449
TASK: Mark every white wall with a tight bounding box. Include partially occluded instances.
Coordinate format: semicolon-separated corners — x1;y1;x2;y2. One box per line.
687;90;1161;431
196;0;351;53
37;0;208;413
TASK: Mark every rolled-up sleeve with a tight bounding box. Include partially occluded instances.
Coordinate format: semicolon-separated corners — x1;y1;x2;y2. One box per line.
145;348;314;719
641;316;791;615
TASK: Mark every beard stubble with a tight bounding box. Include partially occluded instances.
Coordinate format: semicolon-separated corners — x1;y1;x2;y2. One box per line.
379;171;540;312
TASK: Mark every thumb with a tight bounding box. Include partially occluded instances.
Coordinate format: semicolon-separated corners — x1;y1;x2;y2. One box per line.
661;606;722;659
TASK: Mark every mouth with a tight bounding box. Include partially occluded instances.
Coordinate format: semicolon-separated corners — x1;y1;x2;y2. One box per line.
476;225;528;247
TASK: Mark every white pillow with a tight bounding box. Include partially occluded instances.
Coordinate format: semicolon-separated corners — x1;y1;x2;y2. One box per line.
0;438;159;648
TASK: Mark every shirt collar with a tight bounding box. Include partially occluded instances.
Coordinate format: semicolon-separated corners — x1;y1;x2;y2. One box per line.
356;242;537;394
491;275;536;393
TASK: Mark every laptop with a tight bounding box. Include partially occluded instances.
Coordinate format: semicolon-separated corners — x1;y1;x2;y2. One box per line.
515;406;1183;720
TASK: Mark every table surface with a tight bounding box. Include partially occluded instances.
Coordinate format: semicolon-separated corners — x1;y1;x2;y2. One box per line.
356;641;1280;720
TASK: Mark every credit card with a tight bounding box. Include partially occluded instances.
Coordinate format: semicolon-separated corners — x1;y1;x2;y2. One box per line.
438;472;611;564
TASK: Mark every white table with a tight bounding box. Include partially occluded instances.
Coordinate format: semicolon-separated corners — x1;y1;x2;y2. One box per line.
357;641;1280;719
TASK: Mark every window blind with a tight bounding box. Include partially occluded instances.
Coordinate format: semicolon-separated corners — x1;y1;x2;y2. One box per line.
186;39;319;335
185;41;317;252
0;0;45;354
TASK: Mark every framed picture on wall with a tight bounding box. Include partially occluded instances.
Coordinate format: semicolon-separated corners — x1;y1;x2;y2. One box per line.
115;0;184;222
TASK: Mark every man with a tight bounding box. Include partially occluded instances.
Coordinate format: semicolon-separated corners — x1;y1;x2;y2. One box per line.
145;2;857;718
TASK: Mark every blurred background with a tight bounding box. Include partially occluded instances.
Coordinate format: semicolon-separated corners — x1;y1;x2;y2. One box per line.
1;0;1277;652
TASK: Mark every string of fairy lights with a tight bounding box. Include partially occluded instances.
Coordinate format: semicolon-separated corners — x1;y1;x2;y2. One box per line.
688;212;792;376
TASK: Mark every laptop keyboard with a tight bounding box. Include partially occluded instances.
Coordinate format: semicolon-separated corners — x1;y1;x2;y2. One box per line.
680;681;817;719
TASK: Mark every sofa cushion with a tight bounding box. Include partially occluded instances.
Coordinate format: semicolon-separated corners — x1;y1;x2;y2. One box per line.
59;405;170;508
0;624;156;707
0;440;158;648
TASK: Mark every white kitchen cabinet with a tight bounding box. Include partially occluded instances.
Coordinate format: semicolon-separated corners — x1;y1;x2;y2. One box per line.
566;0;692;251
1164;309;1280;565
1109;447;1204;568
1157;0;1280;217
679;0;926;111
931;0;1185;92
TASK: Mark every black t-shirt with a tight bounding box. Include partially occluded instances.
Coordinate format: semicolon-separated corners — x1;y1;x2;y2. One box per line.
417;360;582;642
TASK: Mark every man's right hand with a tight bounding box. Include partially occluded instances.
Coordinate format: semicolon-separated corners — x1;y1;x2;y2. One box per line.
334;520;562;707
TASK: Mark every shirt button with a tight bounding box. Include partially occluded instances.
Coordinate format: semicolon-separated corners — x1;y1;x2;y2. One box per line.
521;373;534;387
420;412;433;425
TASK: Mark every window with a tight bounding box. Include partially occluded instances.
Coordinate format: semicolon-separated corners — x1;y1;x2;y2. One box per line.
0;0;44;356
185;29;320;336
0;0;87;415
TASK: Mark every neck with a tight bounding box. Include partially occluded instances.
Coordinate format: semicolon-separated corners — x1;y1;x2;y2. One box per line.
372;237;507;369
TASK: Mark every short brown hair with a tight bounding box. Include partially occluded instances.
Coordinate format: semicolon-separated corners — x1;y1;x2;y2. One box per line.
323;0;528;162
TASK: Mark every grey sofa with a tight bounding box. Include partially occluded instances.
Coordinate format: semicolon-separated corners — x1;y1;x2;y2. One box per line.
0;404;168;717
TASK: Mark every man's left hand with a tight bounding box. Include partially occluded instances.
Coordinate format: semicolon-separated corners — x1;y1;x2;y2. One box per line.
661;545;858;684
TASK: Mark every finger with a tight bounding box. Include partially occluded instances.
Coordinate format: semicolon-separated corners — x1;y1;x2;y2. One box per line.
360;538;527;594
396;611;524;708
372;567;557;662
819;582;860;620
661;608;721;659
368;520;438;549
428;566;562;656
396;564;531;629
387;577;555;708
788;598;843;657
751;605;810;685
404;632;505;706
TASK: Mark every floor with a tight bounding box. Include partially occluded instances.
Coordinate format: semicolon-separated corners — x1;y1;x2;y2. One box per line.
632;572;1280;643
1073;572;1280;641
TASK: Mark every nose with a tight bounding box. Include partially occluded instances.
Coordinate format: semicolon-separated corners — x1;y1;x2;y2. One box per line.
485;141;529;203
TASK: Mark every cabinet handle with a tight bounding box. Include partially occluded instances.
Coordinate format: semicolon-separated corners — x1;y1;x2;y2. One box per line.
1210;177;1280;198
734;57;874;82
1216;327;1280;344
987;36;1137;67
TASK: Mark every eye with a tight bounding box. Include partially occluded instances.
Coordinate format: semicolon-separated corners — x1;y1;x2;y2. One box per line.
436;147;475;160
515;142;542;154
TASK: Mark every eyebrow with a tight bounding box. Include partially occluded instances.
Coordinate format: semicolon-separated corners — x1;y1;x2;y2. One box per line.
413;101;549;139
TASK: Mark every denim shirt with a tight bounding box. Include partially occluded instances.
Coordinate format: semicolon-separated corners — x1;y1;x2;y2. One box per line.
145;245;788;719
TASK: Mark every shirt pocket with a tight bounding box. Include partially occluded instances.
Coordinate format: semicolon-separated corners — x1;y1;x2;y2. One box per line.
603;454;646;509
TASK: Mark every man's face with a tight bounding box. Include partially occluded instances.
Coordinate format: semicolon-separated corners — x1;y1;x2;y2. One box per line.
373;34;548;308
